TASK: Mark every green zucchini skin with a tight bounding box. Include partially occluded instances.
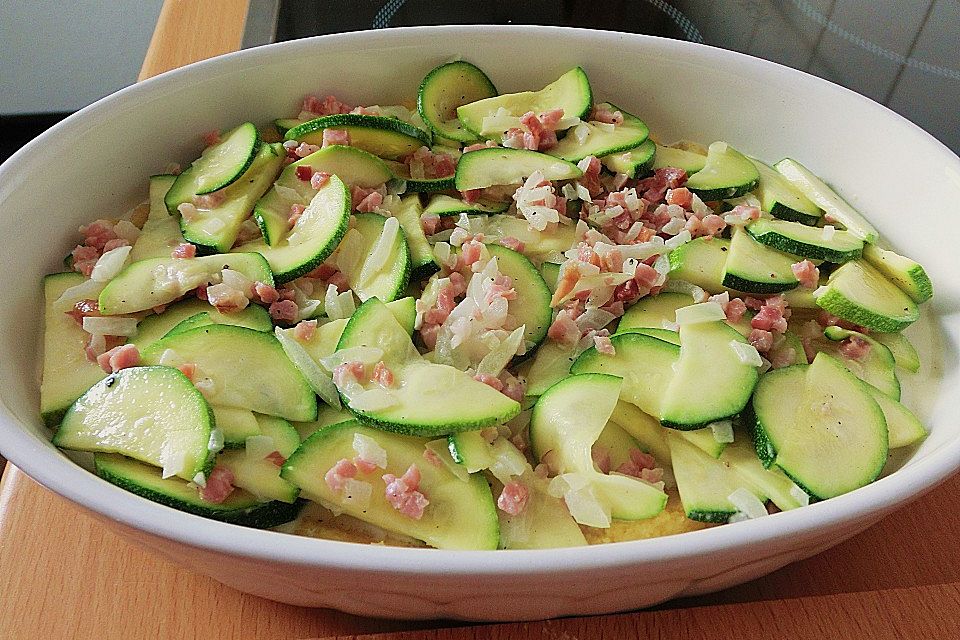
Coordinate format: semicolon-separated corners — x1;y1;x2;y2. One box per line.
285;114;431;159
418;60;497;143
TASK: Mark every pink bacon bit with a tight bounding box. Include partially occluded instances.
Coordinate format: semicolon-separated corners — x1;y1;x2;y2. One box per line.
458;239;484;270
201;130;221;147
839;335;872;361
254;281;280;304
594;334;616;356
473;372;505;392
372;361;395;388
463;140;497;153
404;146;457;180
288;203;306;229
302;94;352;116
322;128;350;148
749;328;774;353
65;298;100;325
103;238;130;252
177;362;198;381
547;309;580;346
497;236;525;253
293;319;318;341
269;299;299;323
500;375;526;402
617;449;658;479
332;361;366;388
80;220;120;251
665;187;693;209
356;191;383;213
591;105;623;125
382;464;429;520
592;447;612;474
264;451;286;467
750;296;790;334
71;245;101;277
497;481;530;516
96;344;140;374
726;297;748;323
293;142;320;158
351;184;385;211
171;243;196;259
311;171;331;190
637;167;687;203
791;259;820;289
324;458;358;492
295;165;313;181
579;156;603;197
199;466;235;504
502;127;526;149
193;190;227;209
420;212;442;236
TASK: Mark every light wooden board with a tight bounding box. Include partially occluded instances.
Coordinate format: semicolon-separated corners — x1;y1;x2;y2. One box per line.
3;2;959;638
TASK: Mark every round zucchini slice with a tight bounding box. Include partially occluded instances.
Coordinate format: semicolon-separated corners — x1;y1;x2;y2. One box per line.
338;212;412;303
485;243;553;357
284;114;431;160
684;141;760;201
454;147;582;191
418;60;497;143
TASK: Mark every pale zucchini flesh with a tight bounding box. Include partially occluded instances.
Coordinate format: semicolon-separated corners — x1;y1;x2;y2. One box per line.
816;259;919;332
683;142;760;201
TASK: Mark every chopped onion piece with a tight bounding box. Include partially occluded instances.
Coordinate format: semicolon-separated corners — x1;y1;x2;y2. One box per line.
564;481;611;528
812;285;829;299
663;279;708;303
594;121;616;133
319;346;384;371
675;302;726;326
728;487;768;520
335;228;364;276
192;472;207;488
54;277;107;312
664;230;692;250
353;433;388;469
208;428;224;453
709;420;735;443
730;340;763;366
789;483;811;508
274;184;301;202
350;388;398;411
324;284;356;320
340;478;372;508
477;326;526;376
488;439;529;485
274;327;341;408
90;245;132;282
821;225;836;241
358;216;400;288
82;316;138;337
245;435;276;461
158;349;182;367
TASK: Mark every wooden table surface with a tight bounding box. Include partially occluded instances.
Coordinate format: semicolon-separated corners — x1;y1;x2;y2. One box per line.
2;2;959;638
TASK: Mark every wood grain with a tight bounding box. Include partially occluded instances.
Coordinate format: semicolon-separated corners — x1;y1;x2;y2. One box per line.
138;0;250;81
2;3;958;639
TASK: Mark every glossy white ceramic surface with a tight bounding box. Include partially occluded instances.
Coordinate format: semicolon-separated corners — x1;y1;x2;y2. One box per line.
1;26;958;621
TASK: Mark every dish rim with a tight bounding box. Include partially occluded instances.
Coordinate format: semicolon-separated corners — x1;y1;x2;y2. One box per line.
1;24;959;577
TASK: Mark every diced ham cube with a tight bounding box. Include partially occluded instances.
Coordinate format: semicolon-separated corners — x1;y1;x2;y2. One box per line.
311;171;331;189
268;299;299;323
382;464;429;520
301;94;352;116
288;203;306;228
96;344;140;374
372;361;395;388
497;481;529;516
594;335;616;355
65;298;100;325
254;281;280;304
616;449;658;479
199;466;235;504
325;458;358;492
791;259;820;289
332;361;366;388
473;372;504;391
171;243;196;259
666;187;692;209
839;335;872;361
749;328;774;353
293;319;318;341
264;451;286;467
322;128;350;148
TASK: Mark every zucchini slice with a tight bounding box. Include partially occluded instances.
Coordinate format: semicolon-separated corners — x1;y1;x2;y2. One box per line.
816;259;919;332
659;321;759;429
668;236;730;294
281;420;500;550
618;291;693;332
130;174;184;262
753;354;887;499
722;227;800;294
457;67;592;137
746;218;863;263
547;102;649;162
774;158;879;243
523;339;576;397
486;243;553;356
211;406;262;449
98;252;273;316
423;193;510;217
141;325;318;422
684;142;760;201
571;332;680;418
667;430;761;523
652;144;707;174
863;385;927;449
94;453;301;528
529;373;667;523
338;212;411;303
873;331;920;373
40;273;108;427
718;437;808;512
385;155;456;193
254;145;393;246
394;194;440;279
180;142;284;253
165;122;261;209
130;299;271;352
285;114;431;160
615;327;682;345
862;244;933;304
218;415;301;503
479;214;578;261
749;157;822;225
601;139;656;179
336;298;520;435
235;174;351;284
54;366;214;481
454;147;582;191
418;60;497;143
749;365;806;467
